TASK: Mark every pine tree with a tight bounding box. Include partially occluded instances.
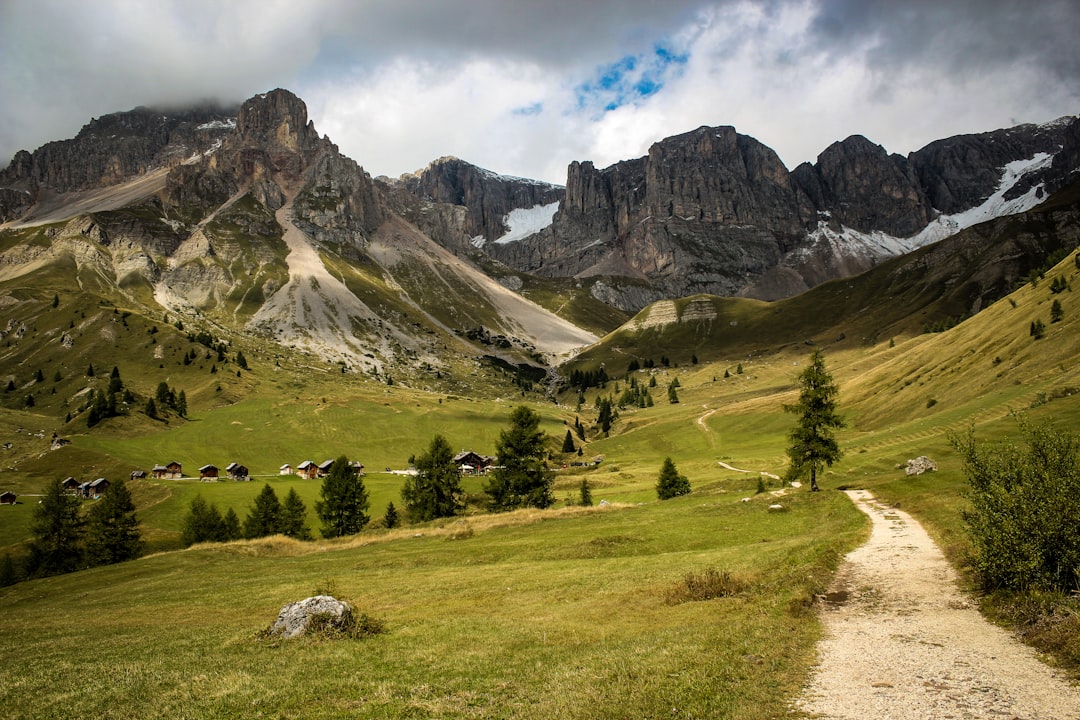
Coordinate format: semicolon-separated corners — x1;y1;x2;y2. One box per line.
26;479;84;577
316;456;370;537
34;368;44;383
656;457;691;499
181;495;225;546
144;398;157;419
402;434;464;522
784;350;845;492
597;398;614;434
280;488;313;540
561;429;576;453
384;501;400;529
1050;299;1064;323
579;478;593;507
668;383;679;404
221;508;242;541
176;389;187;417
484;406;554;511
85;479;142;566
243;484;283;538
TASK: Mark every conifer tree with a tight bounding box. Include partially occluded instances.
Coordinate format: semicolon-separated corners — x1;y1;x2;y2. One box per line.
85;479;142;565
221;508;242;541
656;457;691;499
243;484;283;538
562;429;576;453
485;406;554;511
384;501;400;529
26;479;84;576
181;495;226;546
784;350;845;492
402;434;464;522
280;488;312;540
316;456;370;537
579;478;593;506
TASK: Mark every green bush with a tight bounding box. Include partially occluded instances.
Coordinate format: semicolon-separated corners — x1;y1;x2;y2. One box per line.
955;420;1080;592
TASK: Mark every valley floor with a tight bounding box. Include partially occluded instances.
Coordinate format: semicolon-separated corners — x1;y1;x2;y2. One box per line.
796;490;1080;719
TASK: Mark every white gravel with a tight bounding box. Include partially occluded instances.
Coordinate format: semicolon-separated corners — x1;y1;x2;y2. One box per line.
797;489;1080;719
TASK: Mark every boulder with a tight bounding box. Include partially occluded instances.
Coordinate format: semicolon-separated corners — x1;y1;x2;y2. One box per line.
905;456;938;476
267;595;354;639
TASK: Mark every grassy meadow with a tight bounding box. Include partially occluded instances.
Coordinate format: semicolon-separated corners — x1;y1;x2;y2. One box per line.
1;252;1078;717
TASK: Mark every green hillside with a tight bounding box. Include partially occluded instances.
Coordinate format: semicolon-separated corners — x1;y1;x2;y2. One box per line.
1;187;1079;716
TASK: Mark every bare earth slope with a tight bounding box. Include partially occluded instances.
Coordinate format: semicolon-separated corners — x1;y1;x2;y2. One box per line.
797;490;1080;719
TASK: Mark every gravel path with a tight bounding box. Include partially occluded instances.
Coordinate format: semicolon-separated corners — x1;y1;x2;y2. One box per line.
797;489;1080;719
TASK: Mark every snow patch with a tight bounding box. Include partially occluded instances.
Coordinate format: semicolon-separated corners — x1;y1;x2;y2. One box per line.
799;151;1059;263
494;202;560;244
196;118;236;132
470;235;487;248
907;152;1054;248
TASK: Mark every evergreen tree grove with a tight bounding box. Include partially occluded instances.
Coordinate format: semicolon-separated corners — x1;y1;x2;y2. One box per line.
784;350;845;492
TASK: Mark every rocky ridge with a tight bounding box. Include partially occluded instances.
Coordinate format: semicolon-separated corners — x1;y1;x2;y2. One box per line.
403;117;1080;311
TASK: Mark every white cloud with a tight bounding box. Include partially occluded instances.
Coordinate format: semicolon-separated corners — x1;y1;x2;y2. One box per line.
1;0;1077;187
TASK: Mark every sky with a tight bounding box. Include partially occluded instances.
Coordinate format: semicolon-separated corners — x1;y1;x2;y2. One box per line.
1;0;1078;185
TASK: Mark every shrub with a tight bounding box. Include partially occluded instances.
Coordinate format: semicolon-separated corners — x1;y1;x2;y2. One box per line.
954;420;1080;592
665;568;746;605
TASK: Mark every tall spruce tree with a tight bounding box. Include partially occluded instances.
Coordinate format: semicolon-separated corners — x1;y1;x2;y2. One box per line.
561;429;576;453
27;479;84;576
485;405;554;511
243;484;283;538
280;488;312;540
85;479;142;565
784;349;845;491
402;434;464;522
316;456;370;537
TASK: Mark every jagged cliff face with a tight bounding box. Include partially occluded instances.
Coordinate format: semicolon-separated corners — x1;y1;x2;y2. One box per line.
388;156;563;253
423;116;1079;310
0;105;238;221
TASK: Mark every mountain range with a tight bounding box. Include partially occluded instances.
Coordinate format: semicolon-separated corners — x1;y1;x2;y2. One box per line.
1;88;1078;384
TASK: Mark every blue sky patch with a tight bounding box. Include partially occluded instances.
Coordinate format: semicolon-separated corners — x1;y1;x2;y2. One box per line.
512;102;544;117
575;44;689;115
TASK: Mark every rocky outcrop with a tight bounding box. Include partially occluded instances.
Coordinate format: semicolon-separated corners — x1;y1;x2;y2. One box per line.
0;105;238;196
792;135;932;237
162;89;382;246
397;156;563;243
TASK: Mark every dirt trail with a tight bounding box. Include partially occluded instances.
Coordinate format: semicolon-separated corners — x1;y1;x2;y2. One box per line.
797;490;1080;719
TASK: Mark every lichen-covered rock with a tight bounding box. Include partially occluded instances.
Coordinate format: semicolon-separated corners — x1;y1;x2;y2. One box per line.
267;595;354;639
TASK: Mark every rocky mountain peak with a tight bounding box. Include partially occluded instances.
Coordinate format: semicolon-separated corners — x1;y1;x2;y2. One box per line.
235;88;319;154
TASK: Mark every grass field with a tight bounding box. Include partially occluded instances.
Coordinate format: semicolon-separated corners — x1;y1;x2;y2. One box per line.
1;251;1077;717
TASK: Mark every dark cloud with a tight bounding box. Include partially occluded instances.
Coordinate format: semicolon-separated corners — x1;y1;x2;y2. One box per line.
807;0;1080;81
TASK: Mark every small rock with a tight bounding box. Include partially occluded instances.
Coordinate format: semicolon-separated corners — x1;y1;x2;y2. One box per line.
768;503;786;512
905;456;938;476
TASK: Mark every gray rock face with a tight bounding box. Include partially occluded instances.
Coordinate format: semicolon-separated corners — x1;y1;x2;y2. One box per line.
268;595;354;639
0;104;238;196
397;156;563;243
792;135;932;237
422;117;1080;311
